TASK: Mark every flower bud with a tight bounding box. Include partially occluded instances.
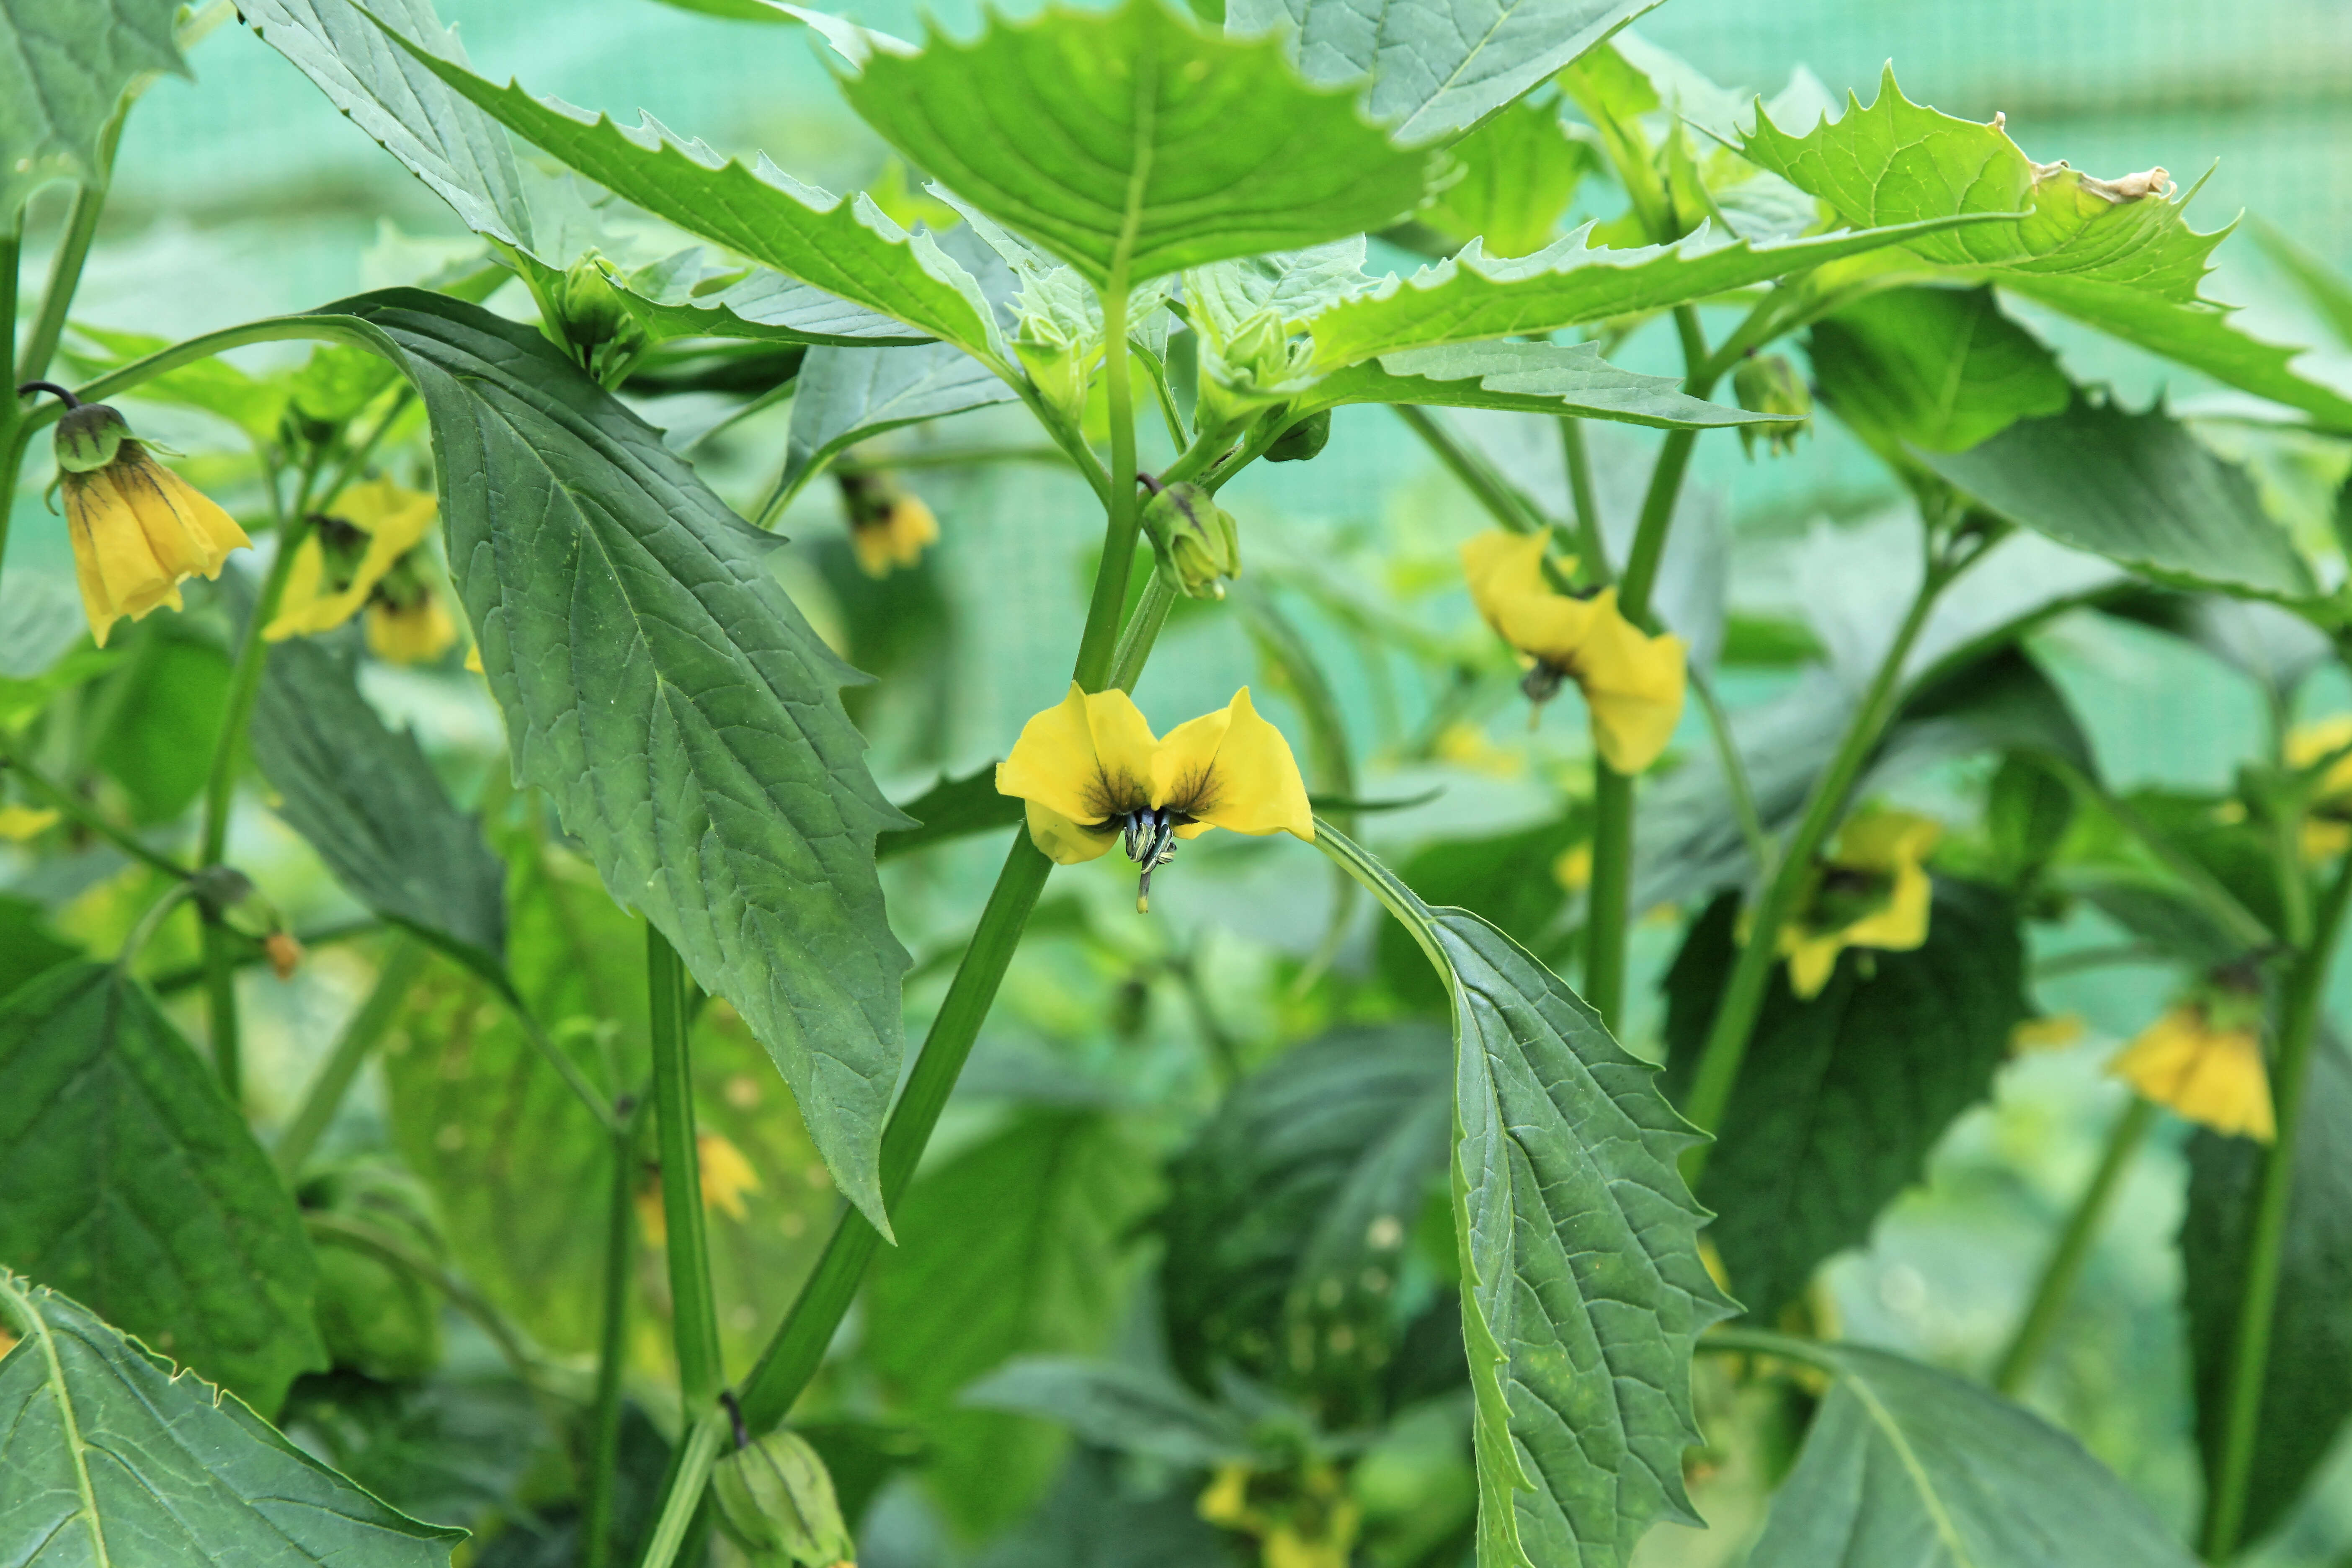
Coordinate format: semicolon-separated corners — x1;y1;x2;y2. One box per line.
1014;318;1092;425
557;255;631;352
1141;482;1240;600
1265;408;1331;464
711;1429;855;1568
1733;353;1811;458
52;402;129;474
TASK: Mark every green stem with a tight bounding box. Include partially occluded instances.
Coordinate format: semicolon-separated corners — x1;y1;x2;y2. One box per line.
273;937;426;1177
1558;417;1609;584
635;1411;726;1568
1107;568;1176;694
1991;1095;2157;1395
1394;403;1553;538
2201;850;2352;1561
312;388;414;515
1584;771;1634;1028
16;107;126;386
0;750;190;880
1678;551;1963;1179
584;1096;644;1568
833;444;1072;477
495;975;627;1134
648;926;723;1408
1688;667;1769;874
1071;285;1139;691
304;1210;546;1387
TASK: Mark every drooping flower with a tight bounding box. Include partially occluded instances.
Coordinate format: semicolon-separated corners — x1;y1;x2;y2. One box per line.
264;476;440;647
30;387;251;647
995;683;1313;911
838;469;938;577
637;1131;764;1243
1775;810;1941;999
1459;530;1686;774
2287;714;2352;861
2110;998;2273;1142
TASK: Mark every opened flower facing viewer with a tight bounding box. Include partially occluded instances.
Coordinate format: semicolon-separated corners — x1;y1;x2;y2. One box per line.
1460;530;1685;774
23;382;250;647
996;684;1313;911
264;476;455;664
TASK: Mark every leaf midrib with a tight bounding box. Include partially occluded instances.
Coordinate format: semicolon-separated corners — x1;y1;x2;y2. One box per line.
1841;1366;1977;1567
0;1276;111;1566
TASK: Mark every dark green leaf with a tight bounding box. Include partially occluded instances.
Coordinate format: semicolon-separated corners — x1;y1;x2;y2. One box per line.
253;634;505;977
1159;1024;1453;1426
2183;1036;2352;1546
1808;285;2071;454
864;1108;1158;1538
876;764;1025;861
1421;100;1596;256
0;897;80;996
783;340;1021;493
1226;0;1661;146
0;1276;462;1565
0;964;325;1412
1312;341;1770;428
1738;1335;2198;1567
975;1446;1242;1568
325;288;910;1230
842;0;1433;289
1316;823;1731;1568
1661;882;2030;1319
0;0;186;215
278;1368;549;1539
964;1358;1253;1467
93;622;232;825
1917;395;2317;603
1377;818;1581;1011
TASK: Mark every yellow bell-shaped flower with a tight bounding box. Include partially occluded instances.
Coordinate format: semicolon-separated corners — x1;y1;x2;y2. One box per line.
2110;1001;2274;1142
1459;530;1686;774
637;1131;763;1243
39;393;251;648
996;683;1313;910
2288;714;2352;862
1776;810;1941;999
365;595;458;666
265;477;438;642
840;469;939;578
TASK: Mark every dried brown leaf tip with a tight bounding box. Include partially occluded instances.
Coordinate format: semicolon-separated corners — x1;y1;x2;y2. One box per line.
2080;166;2173;203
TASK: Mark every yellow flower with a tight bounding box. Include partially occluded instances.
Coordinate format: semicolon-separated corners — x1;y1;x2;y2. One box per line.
839;469;938;577
366;597;457;665
1459;530;1686;774
637;1132;763;1243
1196;1461;1360;1568
2110;1001;2273;1142
1554;842;1594;892
42;395;250;648
2011;1012;2088;1053
0;805;60;842
1776;810;1940;1000
995;683;1313;911
265;477;438;642
0;1324;14;1361
2288;715;2352;861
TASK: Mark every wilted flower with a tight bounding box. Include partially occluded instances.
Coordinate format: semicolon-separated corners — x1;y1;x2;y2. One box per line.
2110;998;2272;1142
838;469;938;577
28;385;251;647
1776;810;1940;999
1460;530;1686;773
995;683;1312;911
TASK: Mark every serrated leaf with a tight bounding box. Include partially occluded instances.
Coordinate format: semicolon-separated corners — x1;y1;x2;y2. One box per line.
842;0;1432;289
1738;1335;2199;1567
782;340;1022;493
1917;394;2318;604
0;0;187;216
876;764;1025;862
1316;823;1731;1568
1808;285;2071;454
1186;238;1375;340
1227;0;1661;146
253;634;506;979
1305;214;2018;368
865;1108;1159;1538
609;254;929;347
0;964;325;1414
1660;882;2028;1319
0;1276;462;1566
2183;1035;2352;1546
1312;340;1770;428
320;288;911;1231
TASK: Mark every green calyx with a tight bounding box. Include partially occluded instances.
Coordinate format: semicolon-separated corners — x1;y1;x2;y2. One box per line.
53;401;132;474
1141;481;1241;600
556;254;631;349
711;1429;855;1567
1733;352;1811;457
1265;408;1332;464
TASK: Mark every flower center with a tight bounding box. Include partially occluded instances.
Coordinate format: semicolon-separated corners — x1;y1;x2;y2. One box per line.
1118;805;1191;913
1521;660;1568;707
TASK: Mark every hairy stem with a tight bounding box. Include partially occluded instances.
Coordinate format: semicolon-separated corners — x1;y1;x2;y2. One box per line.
648;926;723;1408
273;937;426;1177
2201;850;2352;1560
1991;1095;2157;1395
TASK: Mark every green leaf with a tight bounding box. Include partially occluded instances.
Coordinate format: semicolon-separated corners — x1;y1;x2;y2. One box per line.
964;1357;1253;1467
1375;812;1581;1011
841;0;1433;289
63;325;293;437
975;1447;1243;1568
349;15;1004;361
864;1108;1158;1539
782;340;1021;493
1736;1334;2199;1567
253;634;506;978
92;621;232;825
1422;99;1596;256
640;0;794;17
1807;285;2071;455
2182;1036;2352;1546
0;0;187;216
0;964;325;1413
875;764;1025;862
1660;882;2029;1320
0;897;79;997
1226;0;1661;146
1312;340;1772;428
1158;1024;1453;1426
0;1275;463;1565
607;253;931;348
326;288;913;1231
2252;218;2352;352
1315;823;1731;1568
1916;394;2318;604
1305;214;2019;368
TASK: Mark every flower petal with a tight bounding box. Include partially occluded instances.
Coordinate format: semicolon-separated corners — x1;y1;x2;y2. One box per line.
2112;1006;2274;1142
998;683;1111;824
1168;688;1313;840
1460;529;1549;633
1024;799;1119;864
1779;928;1844;999
1840;856;1932;954
1081;687;1159;808
339;476;437;556
1576;592;1686;774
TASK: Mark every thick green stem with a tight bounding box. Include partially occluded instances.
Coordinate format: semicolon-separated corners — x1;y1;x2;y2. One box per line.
648;926;723;1408
1558;417;1609;584
1108;568;1176;694
584;1098;643;1568
1585;771;1634;1029
635;1411;725;1568
1678;554;1960;1180
1991;1095;2158;1395
17;107;126;386
273;937;426;1177
2201;851;2352;1560
1071;285;1139;691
